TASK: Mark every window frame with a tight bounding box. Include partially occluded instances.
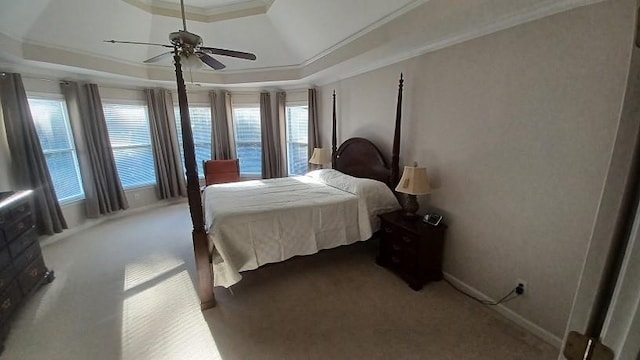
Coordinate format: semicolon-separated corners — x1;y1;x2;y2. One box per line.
284;101;309;176
173;104;213;179
231;104;262;177
27;95;85;205
102;101;157;190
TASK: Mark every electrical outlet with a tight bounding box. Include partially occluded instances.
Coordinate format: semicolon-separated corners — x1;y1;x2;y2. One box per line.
516;279;527;295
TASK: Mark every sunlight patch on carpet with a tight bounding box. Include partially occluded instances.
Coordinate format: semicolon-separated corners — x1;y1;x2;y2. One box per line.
122;270;221;360
124;253;184;291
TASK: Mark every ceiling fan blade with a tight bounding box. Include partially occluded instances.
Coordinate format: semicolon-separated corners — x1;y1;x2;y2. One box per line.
199;47;257;61
104;40;172;48
144;52;174;63
196;52;226;70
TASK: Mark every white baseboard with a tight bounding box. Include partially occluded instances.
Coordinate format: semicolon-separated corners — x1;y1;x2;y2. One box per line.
443;272;562;349
39;198;187;247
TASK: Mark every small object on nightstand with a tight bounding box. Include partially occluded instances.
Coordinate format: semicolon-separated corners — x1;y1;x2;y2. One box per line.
376;210;447;290
422;213;443;226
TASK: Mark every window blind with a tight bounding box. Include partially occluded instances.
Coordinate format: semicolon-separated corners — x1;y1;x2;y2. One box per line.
28;98;84;204
173;106;213;177
286;105;309;175
103;103;156;189
232;106;262;176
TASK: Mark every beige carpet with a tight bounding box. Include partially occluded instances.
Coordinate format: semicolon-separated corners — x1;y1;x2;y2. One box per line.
4;203;558;360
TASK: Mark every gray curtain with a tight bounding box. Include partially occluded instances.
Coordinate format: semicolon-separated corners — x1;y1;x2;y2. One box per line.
146;89;186;199
210;90;233;160
260;92;282;178
61;82;128;217
0;72;67;234
308;88;320;171
276;91;288;176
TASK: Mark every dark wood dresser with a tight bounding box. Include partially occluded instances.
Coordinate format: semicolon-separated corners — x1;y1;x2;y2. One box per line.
0;190;54;352
376;210;447;290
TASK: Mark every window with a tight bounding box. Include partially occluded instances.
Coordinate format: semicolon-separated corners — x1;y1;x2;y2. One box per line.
285;105;309;175
173;106;213;178
103;103;156;189
28;98;84;204
232;106;262;176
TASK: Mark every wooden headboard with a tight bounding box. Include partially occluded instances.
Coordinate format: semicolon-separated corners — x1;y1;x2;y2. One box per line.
331;74;404;189
335;138;391;186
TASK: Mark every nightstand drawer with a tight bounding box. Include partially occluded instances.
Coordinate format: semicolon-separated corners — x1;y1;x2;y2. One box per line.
377;210;447;291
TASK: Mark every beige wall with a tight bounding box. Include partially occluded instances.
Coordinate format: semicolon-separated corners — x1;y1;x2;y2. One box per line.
320;0;635;340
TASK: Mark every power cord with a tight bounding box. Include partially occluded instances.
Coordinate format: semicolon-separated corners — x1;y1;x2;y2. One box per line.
444;278;523;306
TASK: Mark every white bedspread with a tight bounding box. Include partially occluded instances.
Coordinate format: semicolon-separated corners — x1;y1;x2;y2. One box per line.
203;170;399;287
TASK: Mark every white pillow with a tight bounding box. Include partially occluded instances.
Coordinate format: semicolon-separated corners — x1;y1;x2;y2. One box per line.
306;169;401;238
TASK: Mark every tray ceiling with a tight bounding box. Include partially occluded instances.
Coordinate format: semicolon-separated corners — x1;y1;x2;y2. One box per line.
122;0;275;22
0;0;604;88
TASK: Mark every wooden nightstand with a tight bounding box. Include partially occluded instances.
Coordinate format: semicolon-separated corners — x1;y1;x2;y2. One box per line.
376;210;447;290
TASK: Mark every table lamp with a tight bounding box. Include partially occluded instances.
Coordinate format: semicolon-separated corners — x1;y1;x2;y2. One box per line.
309;148;331;169
395;162;431;218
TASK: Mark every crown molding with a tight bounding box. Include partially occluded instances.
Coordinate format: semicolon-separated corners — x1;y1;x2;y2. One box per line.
308;0;607;86
1;0;608;89
121;0;274;23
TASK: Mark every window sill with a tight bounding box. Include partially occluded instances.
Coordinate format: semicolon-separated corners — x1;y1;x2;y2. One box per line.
60;196;85;208
123;184;156;192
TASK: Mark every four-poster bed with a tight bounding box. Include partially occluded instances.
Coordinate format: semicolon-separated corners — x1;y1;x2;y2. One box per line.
176;69;405;309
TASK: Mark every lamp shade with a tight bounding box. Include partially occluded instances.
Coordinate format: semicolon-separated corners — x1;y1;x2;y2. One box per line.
395;164;431;195
309;148;331;165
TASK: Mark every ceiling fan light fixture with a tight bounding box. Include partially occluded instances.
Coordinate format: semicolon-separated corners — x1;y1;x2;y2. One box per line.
180;53;203;70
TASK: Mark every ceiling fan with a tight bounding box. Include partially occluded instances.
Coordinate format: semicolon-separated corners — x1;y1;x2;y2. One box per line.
104;0;257;70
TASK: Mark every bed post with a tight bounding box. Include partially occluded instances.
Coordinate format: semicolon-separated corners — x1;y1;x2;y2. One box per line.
174;53;216;310
331;90;337;167
390;73;403;188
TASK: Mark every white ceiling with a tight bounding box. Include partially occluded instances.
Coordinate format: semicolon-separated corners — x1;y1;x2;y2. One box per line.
0;0;603;88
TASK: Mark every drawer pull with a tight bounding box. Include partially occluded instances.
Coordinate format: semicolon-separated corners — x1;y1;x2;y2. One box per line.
391;256;400;264
403;236;413;244
392;244;401;251
30;268;39;277
17;205;26;212
384;227;392;233
1;298;10;310
17;222;25;230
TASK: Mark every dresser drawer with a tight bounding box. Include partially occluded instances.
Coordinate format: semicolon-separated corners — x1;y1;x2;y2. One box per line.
0;281;22;324
0;209;8;227
3;214;33;244
18;256;46;295
8;228;37;260
0;264;16;294
13;241;42;272
10;202;30;221
0;247;10;272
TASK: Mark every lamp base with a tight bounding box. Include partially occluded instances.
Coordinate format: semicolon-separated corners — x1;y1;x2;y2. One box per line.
401;194;420;219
